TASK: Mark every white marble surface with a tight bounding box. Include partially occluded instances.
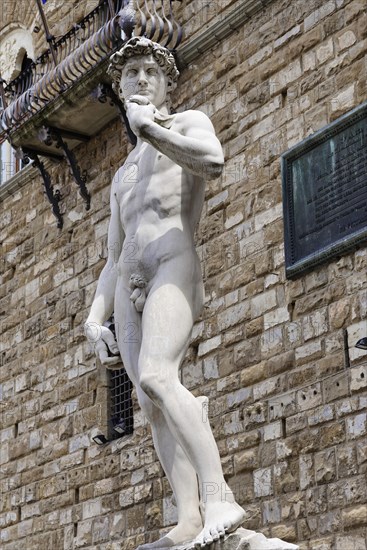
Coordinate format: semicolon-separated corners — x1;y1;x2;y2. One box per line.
166;528;299;550
86;38;299;550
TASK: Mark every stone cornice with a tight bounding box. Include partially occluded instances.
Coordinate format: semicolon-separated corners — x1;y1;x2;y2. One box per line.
177;0;275;68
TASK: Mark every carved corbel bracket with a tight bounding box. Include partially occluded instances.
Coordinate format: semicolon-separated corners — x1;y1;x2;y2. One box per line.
38;126;91;210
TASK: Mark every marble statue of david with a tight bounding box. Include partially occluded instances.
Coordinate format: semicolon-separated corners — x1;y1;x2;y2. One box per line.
85;37;245;549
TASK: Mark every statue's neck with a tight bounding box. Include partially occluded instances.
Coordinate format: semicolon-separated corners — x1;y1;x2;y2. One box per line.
155;102;170;115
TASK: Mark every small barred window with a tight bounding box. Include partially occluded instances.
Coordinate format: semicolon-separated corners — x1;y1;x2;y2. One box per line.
110;367;134;439
92;316;134;445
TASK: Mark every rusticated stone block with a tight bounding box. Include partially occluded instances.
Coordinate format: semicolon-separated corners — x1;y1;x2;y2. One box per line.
75;518;93;548
254;467;273;497
329;298;350;329
286;413;307;435
263;421;283;442
295;340;323;365
335;535;367;550
234;449;259;473
268;392;297;421
342;505;367;528
323;371;350;403
304;1;336;31
315;449;336;484
308;404;334;427
266;351;295;377
296;383;322;412
350;364;367;393
346;413;367;439
318;421;346;448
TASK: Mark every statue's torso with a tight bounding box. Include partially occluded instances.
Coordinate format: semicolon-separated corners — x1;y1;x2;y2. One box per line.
114;115;205;285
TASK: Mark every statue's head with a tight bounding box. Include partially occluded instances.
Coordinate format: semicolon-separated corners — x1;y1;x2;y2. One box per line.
108;37;179;107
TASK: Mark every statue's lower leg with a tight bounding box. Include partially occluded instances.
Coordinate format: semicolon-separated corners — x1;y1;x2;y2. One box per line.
136;394;203;549
139;383;246;549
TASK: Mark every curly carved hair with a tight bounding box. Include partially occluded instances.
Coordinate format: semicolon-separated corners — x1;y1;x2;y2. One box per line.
107;37;180;96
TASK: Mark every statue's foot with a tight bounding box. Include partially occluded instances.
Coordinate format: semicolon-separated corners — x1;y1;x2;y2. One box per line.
137;520;203;549
185;502;246;549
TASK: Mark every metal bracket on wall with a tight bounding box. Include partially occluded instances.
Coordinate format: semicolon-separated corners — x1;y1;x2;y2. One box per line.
22;147;64;229
95;83;137;146
38;126;91;210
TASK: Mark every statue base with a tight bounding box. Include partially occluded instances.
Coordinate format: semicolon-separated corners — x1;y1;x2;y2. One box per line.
103;528;299;550
169;528;299;550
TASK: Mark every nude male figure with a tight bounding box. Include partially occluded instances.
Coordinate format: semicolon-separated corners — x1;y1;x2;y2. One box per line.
85;37;245;549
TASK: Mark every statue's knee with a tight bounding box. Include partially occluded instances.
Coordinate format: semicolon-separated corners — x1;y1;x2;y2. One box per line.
139;372;164;405
137;391;155;421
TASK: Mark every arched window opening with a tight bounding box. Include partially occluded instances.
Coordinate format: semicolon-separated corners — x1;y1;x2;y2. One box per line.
21;52;33;73
0;26;35;184
0;27;35;83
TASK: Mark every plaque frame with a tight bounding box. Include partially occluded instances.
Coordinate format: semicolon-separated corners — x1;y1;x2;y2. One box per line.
282;100;367;279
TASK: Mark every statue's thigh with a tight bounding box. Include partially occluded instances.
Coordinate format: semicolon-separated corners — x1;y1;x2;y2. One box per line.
140;282;194;367
114;284;142;384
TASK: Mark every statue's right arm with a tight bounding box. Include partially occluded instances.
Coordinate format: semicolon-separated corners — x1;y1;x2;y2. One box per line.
84;174;125;365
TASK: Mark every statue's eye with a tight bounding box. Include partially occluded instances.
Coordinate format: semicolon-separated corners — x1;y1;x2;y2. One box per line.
127;69;138;76
147;68;157;75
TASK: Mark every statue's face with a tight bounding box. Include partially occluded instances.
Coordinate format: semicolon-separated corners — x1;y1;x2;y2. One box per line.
119;54;169;107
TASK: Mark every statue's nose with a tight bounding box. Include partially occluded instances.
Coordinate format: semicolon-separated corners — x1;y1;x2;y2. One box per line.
137;69;148;86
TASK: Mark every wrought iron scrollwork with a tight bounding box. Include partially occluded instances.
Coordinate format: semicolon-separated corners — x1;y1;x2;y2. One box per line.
117;0;183;51
96;83;137;146
22;148;63;229
38;126;91;210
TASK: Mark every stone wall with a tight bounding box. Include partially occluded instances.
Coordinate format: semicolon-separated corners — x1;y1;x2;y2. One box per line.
1;0;367;549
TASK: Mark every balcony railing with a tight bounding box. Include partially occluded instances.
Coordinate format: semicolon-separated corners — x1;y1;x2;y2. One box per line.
6;1;115;100
0;0;183;142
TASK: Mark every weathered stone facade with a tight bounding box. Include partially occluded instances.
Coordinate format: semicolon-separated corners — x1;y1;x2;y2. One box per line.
1;1;367;549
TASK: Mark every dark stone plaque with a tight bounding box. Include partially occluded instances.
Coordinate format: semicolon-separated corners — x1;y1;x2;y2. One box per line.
282;101;367;278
